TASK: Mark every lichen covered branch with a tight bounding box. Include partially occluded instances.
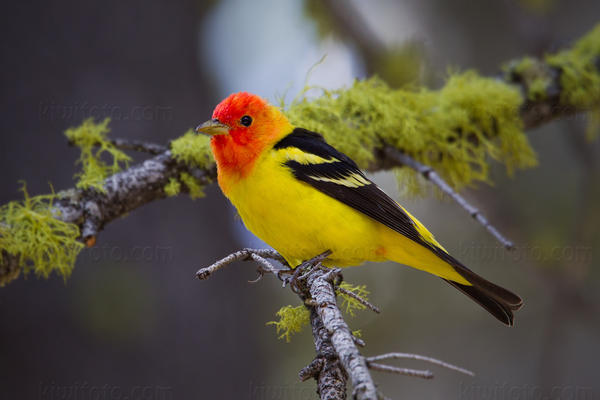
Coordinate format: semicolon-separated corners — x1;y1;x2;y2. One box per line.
2;24;599;285
0;149;215;285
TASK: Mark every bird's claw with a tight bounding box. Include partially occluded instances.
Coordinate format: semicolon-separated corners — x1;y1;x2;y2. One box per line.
286;250;333;294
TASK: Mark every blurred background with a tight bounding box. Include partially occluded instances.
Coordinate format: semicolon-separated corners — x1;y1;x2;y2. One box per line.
1;0;599;399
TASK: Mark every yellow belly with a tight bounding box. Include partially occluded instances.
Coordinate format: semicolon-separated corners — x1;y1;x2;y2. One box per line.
221;151;468;284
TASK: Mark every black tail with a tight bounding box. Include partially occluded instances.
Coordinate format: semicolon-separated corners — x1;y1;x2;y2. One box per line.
433;249;523;326
444;279;522;326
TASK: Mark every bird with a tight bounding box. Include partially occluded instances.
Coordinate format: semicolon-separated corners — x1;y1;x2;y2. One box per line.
196;92;523;326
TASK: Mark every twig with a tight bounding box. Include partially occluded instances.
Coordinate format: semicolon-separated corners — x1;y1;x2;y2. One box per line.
352;335;366;348
366;353;474;376
247;252;286;283
385;148;516;250
337;285;381;314
196;248;287;280
367;363;433;379
108;138;168;154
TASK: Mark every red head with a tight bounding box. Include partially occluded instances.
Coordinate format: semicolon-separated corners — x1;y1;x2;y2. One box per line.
196;92;292;182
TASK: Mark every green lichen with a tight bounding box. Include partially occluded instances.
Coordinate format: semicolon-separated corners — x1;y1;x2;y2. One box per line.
267;283;371;342
169;130;211;199
546;24;600;109
504;56;554;101
267;304;310;343
170;130;214;168
65;118;131;192
286;72;536;194
164;178;181;197
337;282;370;317
163;173;205;199
0;183;84;285
179;172;205;199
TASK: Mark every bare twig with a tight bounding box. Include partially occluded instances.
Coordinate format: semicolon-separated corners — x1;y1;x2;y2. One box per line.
384;148;516;250
352;335;366;348
366;352;474;376
196;248;287;280
367;362;433;379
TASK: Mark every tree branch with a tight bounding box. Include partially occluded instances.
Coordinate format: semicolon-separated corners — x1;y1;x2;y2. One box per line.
0;151;216;276
70;152;214;240
2;39;597;279
1;39;597;287
197;248;475;399
198;250;357;399
304;266;378;400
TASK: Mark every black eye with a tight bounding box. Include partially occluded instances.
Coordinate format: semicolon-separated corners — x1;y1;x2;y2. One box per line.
240;115;252;127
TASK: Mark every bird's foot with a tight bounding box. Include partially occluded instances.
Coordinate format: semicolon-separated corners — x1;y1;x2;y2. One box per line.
282;250;333;293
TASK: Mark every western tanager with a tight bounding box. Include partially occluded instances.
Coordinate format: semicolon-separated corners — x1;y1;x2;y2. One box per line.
196;92;523;325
